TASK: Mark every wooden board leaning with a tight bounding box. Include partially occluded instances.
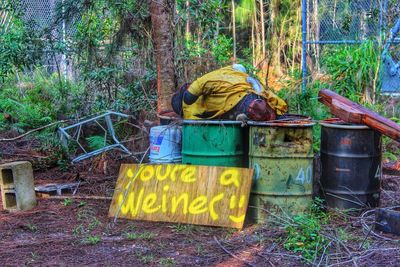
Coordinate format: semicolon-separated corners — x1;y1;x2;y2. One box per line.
319;89;400;142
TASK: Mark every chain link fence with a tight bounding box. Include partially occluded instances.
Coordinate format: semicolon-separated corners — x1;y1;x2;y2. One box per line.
21;0;58;31
4;0;400;94
1;0;77;78
20;0;77;36
302;0;400;94
307;0;384;42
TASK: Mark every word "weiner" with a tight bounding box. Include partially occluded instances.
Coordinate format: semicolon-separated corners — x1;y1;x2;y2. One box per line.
109;164;253;229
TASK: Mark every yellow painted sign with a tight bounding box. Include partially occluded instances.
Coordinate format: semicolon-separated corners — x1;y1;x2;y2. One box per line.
108;164;253;229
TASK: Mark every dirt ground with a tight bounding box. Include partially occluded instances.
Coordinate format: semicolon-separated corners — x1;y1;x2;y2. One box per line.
1;149;400;266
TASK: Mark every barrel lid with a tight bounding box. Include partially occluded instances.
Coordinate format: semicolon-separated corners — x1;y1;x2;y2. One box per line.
277;114;312;121
320;118;370;130
248;114;315;127
248;119;315;127
183;120;242;125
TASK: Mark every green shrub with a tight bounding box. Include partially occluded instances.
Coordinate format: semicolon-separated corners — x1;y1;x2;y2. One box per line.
322;40;380;103
0;69;85;130
0;10;45;82
86;135;110;151
210;35;233;65
284;198;328;261
123;231;156;240
277;76;330;152
83;235;101;245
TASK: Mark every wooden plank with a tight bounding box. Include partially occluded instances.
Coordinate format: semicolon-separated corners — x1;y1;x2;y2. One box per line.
108;164;253;229
319;89;400;142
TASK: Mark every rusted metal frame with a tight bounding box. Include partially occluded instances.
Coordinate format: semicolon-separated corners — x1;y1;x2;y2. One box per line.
58;111;132;163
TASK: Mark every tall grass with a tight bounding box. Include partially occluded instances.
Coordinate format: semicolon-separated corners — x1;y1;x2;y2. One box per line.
322;40;381;104
0;69;84;131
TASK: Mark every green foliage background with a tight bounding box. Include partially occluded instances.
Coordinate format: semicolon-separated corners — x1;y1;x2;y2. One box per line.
0;0;399;162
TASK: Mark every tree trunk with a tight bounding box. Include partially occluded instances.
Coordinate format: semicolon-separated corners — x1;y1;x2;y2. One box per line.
291;2;301;73
259;0;266;59
258;0;268;83
185;0;191;41
313;0;320;73
149;0;177;115
253;1;261;67
270;0;281;75
251;17;255;66
232;0;237;61
215;0;221;39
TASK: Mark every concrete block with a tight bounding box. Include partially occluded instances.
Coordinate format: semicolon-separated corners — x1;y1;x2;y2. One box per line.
1;188;37;211
1;190;17;211
1;168;15;189
0;161;36;211
0;161;33;190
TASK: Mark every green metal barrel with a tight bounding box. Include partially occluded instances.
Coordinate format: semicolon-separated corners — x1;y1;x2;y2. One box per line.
182;120;247;167
247;120;315;223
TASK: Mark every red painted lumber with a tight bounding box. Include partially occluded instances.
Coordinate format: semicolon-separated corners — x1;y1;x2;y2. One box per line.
318;89;400;142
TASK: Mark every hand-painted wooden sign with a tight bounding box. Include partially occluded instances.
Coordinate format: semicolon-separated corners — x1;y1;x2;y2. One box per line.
108;164;253;229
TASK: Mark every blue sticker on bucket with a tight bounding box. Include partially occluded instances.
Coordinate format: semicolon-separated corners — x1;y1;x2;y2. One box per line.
150;134;164;146
155;134;164;145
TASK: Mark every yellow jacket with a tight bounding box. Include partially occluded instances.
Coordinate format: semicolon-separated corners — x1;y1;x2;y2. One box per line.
183;66;287;119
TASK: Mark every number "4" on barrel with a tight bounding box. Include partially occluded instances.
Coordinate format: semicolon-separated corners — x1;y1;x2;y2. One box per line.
294;166;312;185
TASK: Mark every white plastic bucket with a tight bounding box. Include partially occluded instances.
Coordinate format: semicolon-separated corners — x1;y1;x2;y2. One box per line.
149;125;182;163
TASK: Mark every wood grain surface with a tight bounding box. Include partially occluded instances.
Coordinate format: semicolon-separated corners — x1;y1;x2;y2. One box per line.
109;164;253;229
319;89;400;142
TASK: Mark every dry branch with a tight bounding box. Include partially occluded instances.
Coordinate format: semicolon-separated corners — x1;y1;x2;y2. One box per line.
0;120;67;142
213;236;258;267
38;195;112;200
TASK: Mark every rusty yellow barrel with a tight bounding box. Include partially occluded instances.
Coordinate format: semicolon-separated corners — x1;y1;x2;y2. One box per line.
247;119;315;223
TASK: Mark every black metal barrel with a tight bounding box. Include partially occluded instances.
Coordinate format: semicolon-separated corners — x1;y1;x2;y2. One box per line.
320;119;382;210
